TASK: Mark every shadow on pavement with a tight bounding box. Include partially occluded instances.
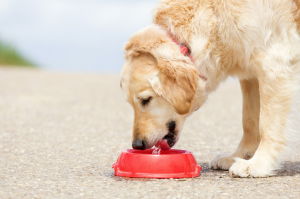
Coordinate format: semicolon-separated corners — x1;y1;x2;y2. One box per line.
277;161;300;177
104;161;300;181
198;161;300;177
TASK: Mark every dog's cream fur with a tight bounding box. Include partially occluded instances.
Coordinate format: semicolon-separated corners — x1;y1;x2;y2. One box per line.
121;0;300;177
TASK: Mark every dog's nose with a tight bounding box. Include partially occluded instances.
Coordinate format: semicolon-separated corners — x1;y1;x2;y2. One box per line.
132;139;145;150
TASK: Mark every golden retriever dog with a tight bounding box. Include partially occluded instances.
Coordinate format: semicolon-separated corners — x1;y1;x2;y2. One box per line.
120;0;300;177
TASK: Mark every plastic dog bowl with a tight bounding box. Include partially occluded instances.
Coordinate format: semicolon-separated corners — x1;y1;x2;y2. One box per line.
112;149;202;178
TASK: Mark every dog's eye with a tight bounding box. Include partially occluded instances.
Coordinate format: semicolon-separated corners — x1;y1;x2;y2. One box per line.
141;97;152;106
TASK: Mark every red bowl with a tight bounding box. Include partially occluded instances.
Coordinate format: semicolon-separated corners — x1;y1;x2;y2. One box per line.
112;149;201;178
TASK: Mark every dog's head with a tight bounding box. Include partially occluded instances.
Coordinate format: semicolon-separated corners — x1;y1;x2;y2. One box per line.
120;25;207;150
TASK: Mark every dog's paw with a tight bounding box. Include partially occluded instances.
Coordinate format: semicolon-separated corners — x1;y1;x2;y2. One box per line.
209;153;223;169
229;158;274;178
209;153;236;170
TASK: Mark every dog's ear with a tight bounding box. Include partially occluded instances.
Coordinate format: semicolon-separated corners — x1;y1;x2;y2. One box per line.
123;25;199;115
148;58;199;115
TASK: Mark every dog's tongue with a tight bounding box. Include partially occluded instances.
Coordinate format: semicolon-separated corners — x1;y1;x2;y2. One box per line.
155;140;170;150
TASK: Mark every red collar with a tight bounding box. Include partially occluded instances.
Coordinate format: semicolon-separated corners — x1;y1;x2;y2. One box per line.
171;39;193;62
171;38;207;81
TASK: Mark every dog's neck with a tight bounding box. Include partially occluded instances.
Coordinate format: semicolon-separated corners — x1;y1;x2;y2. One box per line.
170;37;208;82
154;1;230;94
169;35;213;114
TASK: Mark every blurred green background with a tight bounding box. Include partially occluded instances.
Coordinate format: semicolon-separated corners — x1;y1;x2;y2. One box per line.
0;0;156;72
0;40;34;67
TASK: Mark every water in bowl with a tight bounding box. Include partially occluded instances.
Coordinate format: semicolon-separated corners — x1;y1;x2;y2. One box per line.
152;144;161;154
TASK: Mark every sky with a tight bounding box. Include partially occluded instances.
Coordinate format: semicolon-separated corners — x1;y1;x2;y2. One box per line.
0;0;158;72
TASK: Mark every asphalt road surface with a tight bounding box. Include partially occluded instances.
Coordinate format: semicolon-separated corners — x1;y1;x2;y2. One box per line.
0;68;299;198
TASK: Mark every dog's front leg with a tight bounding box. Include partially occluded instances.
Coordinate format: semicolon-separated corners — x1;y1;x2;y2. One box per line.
210;79;260;170
229;70;296;177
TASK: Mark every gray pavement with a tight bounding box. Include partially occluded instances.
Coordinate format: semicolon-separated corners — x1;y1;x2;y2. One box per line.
0;68;299;198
